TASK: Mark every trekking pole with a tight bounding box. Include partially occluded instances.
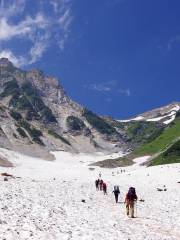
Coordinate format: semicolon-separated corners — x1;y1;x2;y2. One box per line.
135;201;137;217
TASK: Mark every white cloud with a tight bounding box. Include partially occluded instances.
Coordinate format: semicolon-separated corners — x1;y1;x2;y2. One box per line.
85;81;131;97
85;82;112;92
58;37;67;50
117;88;131;96
29;34;50;64
50;0;60;13
59;9;73;31
0;0;26;18
58;8;73;50
0;13;49;41
167;35;180;51
50;0;72;13
0;0;73;65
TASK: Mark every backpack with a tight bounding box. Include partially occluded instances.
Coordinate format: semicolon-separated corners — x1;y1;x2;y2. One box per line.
127;187;136;201
114;185;120;193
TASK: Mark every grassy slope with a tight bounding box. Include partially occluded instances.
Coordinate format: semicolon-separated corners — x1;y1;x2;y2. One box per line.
106;118;164;147
133;118;180;156
104;117;180;167
150;139;180;166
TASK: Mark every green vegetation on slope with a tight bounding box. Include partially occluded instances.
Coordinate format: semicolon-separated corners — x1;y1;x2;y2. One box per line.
83;108;117;135
48;130;71;146
1;80;57;123
0;80;20;98
18;120;44;145
125;121;164;144
20;82;57;123
105;118;164;146
9;110;22;121
133;118;180;156
66;116;85;131
16;127;28;138
106;117;180;167
150;139;180;166
90;157;134;168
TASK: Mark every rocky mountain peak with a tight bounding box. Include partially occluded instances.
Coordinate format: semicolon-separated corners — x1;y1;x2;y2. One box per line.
0;58;71;104
0;58;16;75
0;57;14;67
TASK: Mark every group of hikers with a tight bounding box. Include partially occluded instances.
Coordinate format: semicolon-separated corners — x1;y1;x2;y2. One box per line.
95;179;107;194
95;177;138;218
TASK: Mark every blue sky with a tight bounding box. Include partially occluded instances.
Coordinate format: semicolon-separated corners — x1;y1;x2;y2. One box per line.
0;0;180;119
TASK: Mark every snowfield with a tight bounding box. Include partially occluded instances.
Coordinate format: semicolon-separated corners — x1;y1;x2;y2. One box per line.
0;148;180;240
118;104;180;125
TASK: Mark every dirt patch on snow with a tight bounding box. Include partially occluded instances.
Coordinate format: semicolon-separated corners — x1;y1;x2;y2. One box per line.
89;157;133;168
0;156;13;167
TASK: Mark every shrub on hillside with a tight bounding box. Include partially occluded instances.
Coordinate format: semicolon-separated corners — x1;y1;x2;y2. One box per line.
66;116;85;131
83;108;117;135
48;130;71;145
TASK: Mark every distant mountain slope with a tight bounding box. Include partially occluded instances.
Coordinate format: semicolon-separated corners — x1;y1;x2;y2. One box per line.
119;102;180;125
97;111;180;167
104;117;164;149
0;58;127;157
133;116;180;157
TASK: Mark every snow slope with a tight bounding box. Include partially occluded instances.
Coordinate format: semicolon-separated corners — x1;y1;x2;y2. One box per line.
119;104;180;125
0;148;180;240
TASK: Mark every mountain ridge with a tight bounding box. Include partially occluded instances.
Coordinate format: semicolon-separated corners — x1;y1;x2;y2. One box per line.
0;57;179;166
0;58;127;159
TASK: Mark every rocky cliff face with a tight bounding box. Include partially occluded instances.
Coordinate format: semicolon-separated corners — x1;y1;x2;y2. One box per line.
0;58;127;157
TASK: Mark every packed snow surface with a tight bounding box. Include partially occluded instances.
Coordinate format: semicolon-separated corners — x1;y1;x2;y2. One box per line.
0;148;180;240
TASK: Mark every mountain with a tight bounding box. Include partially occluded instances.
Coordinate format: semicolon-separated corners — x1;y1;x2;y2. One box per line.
94;104;180;167
0;57;179;165
106;112;180;167
119;102;180;125
0;58;128;158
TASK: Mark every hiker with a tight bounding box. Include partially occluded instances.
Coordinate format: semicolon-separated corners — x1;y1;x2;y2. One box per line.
99;179;103;191
99;172;102;179
113;186;120;203
95;179;100;190
125;187;138;218
102;182;107;195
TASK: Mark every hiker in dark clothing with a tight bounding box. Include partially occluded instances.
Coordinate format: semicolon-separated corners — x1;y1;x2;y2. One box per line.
102;182;107;195
113;186;120;203
125;187;138;218
95;179;100;190
99;179;103;191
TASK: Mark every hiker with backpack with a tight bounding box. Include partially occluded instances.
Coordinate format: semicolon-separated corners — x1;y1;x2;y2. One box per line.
125;187;138;218
99;179;103;191
102;182;107;195
113;186;120;203
95;179;100;190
